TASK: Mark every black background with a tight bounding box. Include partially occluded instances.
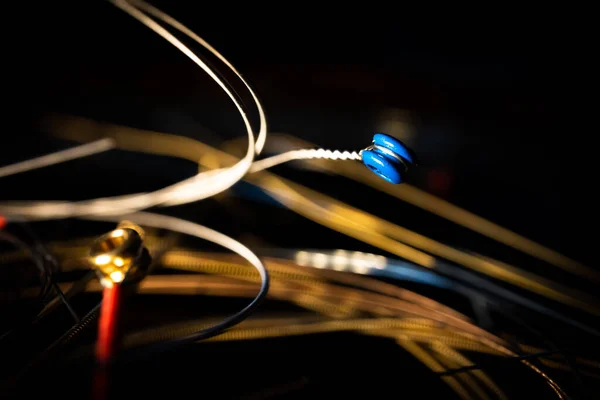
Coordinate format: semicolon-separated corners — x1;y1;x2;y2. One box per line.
8;1;590;263
1;2;596;398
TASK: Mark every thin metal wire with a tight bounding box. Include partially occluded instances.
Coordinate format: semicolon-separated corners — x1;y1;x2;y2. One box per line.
249;149;361;173
87;212;270;358
16;302;102;381
7;219;80;322
0;139;115;179
503;310;588;399
437;349;571;377
0;231;78;324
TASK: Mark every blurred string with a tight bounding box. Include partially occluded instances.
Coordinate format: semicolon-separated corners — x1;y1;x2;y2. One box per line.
43;116;600;321
6;235;598;395
124;0;268;153
156;250;599;385
280;248;600;337
0;139;115;179
5;240;591;398
58;268;586;399
32;117;595;396
0;0;267;218
122;274;600;375
436;349;571;376
10;234;179;383
49;276;570;399
0;0;284;223
6;230;594;337
226;133;598;283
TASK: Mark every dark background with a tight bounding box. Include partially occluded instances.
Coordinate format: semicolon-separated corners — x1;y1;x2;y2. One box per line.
1;2;596;398
9;1;590;265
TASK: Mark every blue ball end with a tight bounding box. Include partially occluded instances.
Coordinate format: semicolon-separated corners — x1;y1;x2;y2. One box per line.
362;133;416;184
373;133;415;164
362;150;403;184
